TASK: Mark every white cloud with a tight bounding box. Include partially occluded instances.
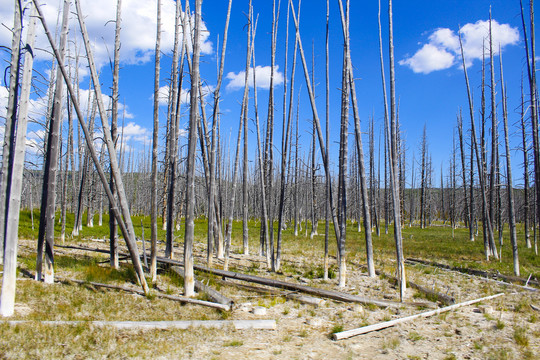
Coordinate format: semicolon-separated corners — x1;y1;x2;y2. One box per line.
226;65;285;90
118;121;150;144
400;20;519;74
0;0;213;71
399;44;455;74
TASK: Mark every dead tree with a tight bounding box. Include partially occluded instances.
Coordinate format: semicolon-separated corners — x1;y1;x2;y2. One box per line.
36;0;70;284
457;112;473;241
499;52;520;275
208;0;232;265
458;30;496;262
184;0;203;297
337;0;375;277
110;0;123;270
384;0;406;298
1;2;35;317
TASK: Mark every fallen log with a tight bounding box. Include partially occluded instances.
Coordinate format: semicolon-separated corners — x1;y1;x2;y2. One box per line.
215;279;325;307
406;258;539;288
3;319;276;330
170;266;234;309
56;277;230;311
378;271;455;305
332;293;504;340
156;256;400;308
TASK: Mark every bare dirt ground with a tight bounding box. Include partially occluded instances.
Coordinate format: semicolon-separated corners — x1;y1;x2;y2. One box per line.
3;239;539;360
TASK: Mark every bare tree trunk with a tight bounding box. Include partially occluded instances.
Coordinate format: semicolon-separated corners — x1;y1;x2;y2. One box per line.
324;0;330;280
1;3;35;317
251;16;272;270
0;1;22;268
337;0;374;277
276;1;298;271
499;52;520;275
184;0;203;297
36;0;70;284
387;0;406;299
458;30;496;263
150;0;162;279
110;0;123;270
290;0;341;263
521;0;540;253
419;125;427;229
488;13;500;259
41;0;150;293
208;0;232;265
243;1;253;259
520;78;531;248
457;112;473;241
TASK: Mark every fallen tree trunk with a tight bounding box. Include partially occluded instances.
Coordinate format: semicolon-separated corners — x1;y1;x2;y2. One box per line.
170;266;234;309
53;245;408;308
406;258;539;290
157;256;400;308
332;293;504;340
56;277;230;311
3;320;276;330
378;270;455;305
215;279;325;307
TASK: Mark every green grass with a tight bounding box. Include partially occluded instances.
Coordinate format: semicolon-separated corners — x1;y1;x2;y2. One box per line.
19;208;539;282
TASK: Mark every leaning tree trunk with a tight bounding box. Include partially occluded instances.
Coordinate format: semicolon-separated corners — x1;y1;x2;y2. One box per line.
35;0;149;293
337;0;375;277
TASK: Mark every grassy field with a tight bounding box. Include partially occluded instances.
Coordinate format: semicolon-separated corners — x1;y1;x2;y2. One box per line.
16;209;540;279
1;210;538;359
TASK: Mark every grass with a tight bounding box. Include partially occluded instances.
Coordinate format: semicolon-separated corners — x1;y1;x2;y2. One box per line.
6;211;540;358
19;209;539;282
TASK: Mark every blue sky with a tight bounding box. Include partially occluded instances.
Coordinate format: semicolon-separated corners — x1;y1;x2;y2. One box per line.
0;0;536;186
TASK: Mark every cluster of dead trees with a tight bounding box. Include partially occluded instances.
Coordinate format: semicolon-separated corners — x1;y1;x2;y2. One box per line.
1;0;539;317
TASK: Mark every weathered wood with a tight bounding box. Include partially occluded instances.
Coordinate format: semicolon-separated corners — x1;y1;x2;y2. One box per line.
3;320;276;330
170;266;234;309
157;256;400;308
406;258;539;288
56;277;230;311
332;293;504;340
377;270;455;305
53;245;406;308
215;279;325;307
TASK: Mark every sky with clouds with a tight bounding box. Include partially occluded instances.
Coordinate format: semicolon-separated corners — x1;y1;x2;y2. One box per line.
0;0;536;182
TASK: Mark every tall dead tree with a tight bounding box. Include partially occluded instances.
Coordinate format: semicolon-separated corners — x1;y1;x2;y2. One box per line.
290;0;342;283
419;124;428;229
499;52;520;275
150;0;162;278
110;0;123;270
520;78;531;248
387;0;406;298
36;0;70;283
459;30;497;262
337;0;375;277
276;0;298;271
520;0;540;251
457;111;473;241
1;2;36;317
184;0;203;296
208;0;232;266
